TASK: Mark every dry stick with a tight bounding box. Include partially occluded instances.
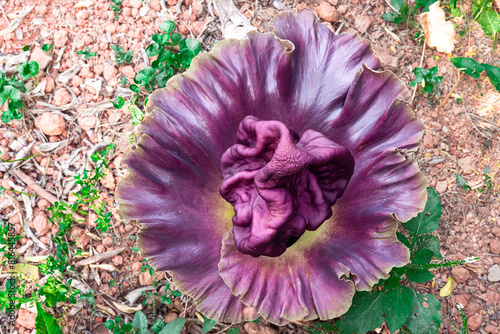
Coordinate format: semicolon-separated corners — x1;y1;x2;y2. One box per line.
411;40;426;105
74;247;126;268
3;192;48;251
439;69;462;107
11;169;85;222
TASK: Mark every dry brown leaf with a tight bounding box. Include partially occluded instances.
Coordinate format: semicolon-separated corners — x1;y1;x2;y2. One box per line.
73;0;93;8
89;264;118;271
14;263;39;280
420;1;455;53
112;302;142;314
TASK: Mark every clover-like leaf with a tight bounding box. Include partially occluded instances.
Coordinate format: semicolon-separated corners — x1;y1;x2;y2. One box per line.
159;20;175;34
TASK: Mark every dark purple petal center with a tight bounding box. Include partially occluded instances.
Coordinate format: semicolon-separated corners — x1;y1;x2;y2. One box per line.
219;116;355;257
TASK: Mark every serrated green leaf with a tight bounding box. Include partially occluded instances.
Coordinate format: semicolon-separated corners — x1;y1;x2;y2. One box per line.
132;311;148;330
383;285;413;332
406;293;441;334
416;234;442;260
35;302;63;334
482;63;500;91
405;268;435;283
450;58;484;79
202;317;217;333
159;317;186;334
338;291;385;334
402;187;441;236
477;9;500;36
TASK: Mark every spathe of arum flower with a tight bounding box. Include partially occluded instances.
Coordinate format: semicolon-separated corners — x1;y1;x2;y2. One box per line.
116;10;427;325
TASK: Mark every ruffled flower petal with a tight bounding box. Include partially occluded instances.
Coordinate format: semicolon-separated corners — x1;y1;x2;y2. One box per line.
117;31;297;322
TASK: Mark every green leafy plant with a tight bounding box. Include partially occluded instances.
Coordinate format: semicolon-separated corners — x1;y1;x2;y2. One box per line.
456;303;469;334
0;58;40;122
456;174;472;191
450;57;500;91
110;0;123;20
135;20;201;91
77;46;97;60
111;45;134;66
409;66;443;95
336;187;479;334
105;316;134;334
382;0;437;26
472;0;499;52
382;0;410;24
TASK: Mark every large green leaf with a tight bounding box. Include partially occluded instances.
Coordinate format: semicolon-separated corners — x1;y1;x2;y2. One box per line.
406;268;435;283
132;311;148;330
159;317;186;334
338;291;385;334
402;187;441;236
449;57;484;79
35;302;63;334
483;64;500;91
383;285;413;332
406;293;441;334
477;9;500;36
202;317;217;333
416;234;442;260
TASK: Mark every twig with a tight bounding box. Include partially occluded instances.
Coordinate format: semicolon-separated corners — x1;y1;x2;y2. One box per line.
10;169;85;222
384;0;398;12
0;3;10;25
439;69;462;107
3;192;48;250
74;247;126;268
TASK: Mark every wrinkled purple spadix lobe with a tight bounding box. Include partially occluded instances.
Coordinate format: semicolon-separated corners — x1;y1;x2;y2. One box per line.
220;116;354;257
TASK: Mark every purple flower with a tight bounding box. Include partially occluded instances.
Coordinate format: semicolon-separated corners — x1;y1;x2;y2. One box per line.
116;10;427;325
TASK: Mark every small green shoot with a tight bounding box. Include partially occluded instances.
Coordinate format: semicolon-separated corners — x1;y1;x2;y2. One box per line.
42;43;53;52
409;66;442;95
110;45;133;66
456;175;472;191
77;46;97;60
110;0;123;20
135;20;201;91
